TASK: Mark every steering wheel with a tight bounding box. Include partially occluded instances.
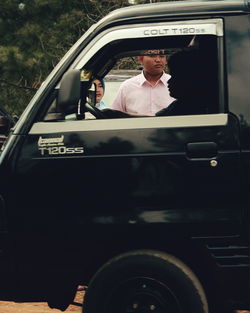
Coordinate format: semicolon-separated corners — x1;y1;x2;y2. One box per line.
85;102;106;119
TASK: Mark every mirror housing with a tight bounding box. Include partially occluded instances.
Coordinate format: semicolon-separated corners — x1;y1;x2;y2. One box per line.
57;69;96;119
57;69;81;115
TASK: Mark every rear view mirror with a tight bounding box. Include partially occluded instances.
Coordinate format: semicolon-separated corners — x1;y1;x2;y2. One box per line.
87;82;96;107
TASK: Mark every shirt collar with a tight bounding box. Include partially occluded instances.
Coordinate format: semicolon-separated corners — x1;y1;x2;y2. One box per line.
139;71;168;86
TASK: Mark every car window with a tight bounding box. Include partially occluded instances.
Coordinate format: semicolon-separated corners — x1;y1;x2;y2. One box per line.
43;19;223;121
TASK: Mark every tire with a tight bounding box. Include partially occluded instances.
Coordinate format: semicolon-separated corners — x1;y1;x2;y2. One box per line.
83;249;209;313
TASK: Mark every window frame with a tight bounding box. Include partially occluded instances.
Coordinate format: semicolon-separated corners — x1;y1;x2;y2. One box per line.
72;18;223;71
72;18;226;116
46;18;225;122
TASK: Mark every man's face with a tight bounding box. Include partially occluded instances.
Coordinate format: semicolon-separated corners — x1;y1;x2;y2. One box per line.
168;69;198;100
138;50;167;76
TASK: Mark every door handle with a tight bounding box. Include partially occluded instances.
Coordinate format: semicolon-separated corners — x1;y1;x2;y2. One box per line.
186;142;218;159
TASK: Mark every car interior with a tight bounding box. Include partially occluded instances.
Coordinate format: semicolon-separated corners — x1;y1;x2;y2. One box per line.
43;34;220;122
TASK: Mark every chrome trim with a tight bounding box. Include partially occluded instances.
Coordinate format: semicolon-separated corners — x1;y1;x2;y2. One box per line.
75;19;223;70
29;114;228;134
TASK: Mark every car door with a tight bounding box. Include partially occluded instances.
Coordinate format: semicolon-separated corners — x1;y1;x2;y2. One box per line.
17;112;240;228
7;18;241;285
14;17;242;230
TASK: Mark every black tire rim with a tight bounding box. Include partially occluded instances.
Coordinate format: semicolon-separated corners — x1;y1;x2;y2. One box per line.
104;276;182;313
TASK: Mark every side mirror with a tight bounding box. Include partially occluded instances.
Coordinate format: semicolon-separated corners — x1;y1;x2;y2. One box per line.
57;69;81;115
57;69;96;119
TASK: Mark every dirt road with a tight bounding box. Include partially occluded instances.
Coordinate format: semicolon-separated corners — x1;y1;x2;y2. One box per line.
0;291;84;313
1;293;250;313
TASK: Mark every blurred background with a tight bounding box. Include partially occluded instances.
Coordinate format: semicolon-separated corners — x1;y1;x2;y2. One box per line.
0;0;179;118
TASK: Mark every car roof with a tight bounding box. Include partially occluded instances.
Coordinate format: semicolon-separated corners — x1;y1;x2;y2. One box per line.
96;0;249;31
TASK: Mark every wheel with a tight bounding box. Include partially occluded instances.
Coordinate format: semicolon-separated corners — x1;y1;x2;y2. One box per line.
83;249;209;313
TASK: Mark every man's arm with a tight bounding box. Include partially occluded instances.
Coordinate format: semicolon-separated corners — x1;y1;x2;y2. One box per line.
111;84;126;112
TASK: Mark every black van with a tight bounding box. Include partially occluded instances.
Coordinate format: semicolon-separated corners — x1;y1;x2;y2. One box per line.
1;1;250;313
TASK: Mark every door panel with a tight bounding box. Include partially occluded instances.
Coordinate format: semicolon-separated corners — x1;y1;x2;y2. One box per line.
14;113;240;231
6;112;240;295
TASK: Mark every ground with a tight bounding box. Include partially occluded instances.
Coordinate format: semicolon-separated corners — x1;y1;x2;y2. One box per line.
0;291;84;313
0;293;250;313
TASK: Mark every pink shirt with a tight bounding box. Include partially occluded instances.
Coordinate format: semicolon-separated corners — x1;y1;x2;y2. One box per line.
111;72;174;116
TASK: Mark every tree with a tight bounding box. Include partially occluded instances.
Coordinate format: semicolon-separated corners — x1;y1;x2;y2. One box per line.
0;0;176;116
0;0;129;115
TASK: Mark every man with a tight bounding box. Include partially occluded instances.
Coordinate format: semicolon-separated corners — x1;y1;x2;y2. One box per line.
156;48;217;116
111;50;174;116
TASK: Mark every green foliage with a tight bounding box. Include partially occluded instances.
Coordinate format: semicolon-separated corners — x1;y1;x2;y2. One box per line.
0;0;174;116
0;0;129;115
